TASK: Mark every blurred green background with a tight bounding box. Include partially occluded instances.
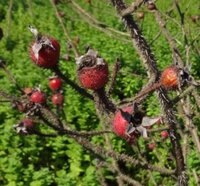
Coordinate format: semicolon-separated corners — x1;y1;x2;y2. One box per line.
0;0;199;185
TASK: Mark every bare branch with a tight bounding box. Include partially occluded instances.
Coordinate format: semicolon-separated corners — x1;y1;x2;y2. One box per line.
50;0;80;57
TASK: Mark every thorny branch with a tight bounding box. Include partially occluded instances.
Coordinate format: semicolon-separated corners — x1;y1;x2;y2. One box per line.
1;0;199;185
109;0;188;185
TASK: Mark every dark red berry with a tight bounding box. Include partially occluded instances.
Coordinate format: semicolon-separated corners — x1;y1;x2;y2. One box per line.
161;130;169;139
51;93;64;105
49;77;62;91
30;90;46;104
30;37;60;68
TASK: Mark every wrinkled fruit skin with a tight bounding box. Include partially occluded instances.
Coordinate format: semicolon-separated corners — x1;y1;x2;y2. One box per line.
112;106;137;143
51;93;64;105
160;66;179;89
30;38;60;68
78;64;109;90
30;91;46;104
49;77;62;91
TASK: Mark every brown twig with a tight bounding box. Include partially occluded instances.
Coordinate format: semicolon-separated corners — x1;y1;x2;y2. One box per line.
50;0;80;57
70;0;131;43
181;96;200;156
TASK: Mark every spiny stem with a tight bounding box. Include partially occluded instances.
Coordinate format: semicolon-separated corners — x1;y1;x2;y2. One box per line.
109;0;187;184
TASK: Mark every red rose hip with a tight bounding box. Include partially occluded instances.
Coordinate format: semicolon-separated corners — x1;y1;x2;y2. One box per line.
112;106;133;138
49;77;62;91
160;66;179;89
51;93;64;105
76;49;109;90
30;90;46;104
148;143;156;151
30;37;60;68
29;26;60;68
161;130;169;139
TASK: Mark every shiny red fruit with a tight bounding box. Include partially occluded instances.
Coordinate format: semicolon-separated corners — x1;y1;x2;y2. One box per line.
161;130;169;139
160;66;179;89
30;91;46;104
49;77;62;91
78;64;109;90
30;37;60;68
51;93;64;105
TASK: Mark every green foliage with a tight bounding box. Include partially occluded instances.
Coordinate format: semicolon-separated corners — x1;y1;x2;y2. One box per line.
0;0;199;185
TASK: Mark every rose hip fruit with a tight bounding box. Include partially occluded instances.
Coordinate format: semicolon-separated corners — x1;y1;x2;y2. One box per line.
49;77;62;91
112;106;138;143
160;66;179;89
29;26;60;68
51;93;64;105
76;49;109;90
161;130;169;139
78;65;109;90
30;90;46;104
30;37;60;68
148;143;156;151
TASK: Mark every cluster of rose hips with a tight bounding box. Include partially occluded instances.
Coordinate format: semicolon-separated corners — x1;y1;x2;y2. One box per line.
28;76;64;106
14;77;64;135
112;63;190;144
14;26;190;143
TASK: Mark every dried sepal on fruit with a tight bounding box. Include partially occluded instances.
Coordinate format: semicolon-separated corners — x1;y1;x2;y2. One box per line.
29;26;60;68
76;49;109;90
